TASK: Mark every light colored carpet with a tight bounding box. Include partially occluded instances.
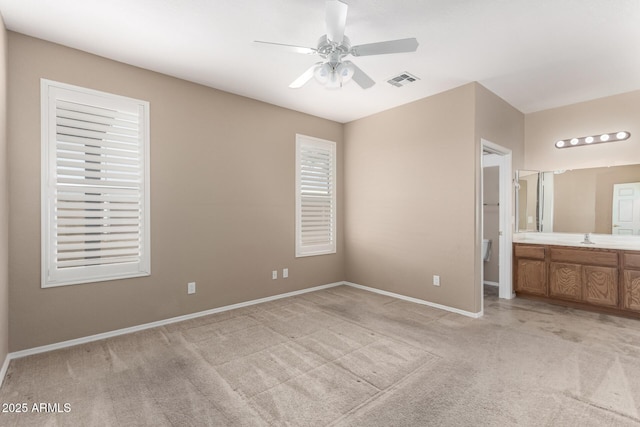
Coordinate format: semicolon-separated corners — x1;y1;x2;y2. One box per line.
1;284;640;426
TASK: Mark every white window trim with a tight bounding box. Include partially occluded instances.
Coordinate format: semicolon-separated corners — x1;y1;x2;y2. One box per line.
295;134;337;257
41;79;151;288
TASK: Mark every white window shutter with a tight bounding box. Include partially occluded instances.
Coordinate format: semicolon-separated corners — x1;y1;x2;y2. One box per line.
41;80;150;287
296;134;337;257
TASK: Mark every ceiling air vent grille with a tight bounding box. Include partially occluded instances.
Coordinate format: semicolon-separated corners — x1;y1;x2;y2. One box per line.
387;72;420;87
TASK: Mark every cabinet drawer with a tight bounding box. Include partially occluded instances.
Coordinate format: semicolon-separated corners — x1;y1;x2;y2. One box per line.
515;245;545;260
623;252;640;269
550;247;618;267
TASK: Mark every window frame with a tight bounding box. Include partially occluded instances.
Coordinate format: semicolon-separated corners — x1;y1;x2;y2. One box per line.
295;134;337;257
41;79;151;288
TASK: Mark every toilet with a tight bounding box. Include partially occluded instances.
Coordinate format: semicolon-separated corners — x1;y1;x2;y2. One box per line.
482;239;492;261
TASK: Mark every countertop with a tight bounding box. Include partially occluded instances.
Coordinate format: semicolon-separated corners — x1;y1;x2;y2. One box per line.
513;232;640;251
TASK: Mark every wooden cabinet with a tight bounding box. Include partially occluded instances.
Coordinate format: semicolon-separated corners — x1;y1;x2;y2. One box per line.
549;262;581;300
583;265;618;307
514;243;640;318
549;247;618;307
517;259;547;295
623;252;640;313
514;245;546;296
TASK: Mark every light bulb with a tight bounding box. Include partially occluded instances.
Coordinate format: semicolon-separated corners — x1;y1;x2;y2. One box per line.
314;63;332;84
336;62;355;83
556;140;565;148
585;136;594;143
570;138;579;145
616;131;628;139
600;134;610;142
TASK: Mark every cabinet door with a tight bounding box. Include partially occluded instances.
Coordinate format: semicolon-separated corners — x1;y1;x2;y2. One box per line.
583;266;618;307
516;259;546;295
623;270;640;312
549;262;582;300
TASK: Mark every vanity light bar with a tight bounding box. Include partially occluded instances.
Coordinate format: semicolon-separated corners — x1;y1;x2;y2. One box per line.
555;131;630;149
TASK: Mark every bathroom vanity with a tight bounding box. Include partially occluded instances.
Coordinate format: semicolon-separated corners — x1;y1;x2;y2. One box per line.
513;234;640;317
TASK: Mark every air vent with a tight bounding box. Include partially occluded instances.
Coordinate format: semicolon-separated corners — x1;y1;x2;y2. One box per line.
387;72;420;87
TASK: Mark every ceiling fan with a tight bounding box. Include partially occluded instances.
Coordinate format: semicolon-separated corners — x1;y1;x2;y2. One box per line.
254;0;419;89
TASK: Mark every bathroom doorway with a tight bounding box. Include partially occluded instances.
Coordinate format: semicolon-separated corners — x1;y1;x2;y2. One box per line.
481;140;513;312
483;162;500;291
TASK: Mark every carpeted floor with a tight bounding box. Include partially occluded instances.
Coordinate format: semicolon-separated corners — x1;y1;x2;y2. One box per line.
1;284;640;426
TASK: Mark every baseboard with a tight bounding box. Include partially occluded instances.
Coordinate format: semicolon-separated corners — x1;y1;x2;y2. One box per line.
344;282;482;318
7;281;344;361
483;281;499;287
2;279;481;385
0;353;10;388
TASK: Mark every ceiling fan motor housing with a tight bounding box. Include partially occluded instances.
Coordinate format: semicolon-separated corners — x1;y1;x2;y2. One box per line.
317;35;351;60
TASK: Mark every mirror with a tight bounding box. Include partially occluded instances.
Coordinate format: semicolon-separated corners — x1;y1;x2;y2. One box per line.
515;170;539;232
515;164;640;234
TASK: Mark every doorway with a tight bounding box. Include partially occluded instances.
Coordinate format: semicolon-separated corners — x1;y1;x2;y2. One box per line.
480;140;513;312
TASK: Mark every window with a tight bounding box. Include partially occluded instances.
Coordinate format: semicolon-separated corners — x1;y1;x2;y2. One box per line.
295;134;337;257
41;80;150;288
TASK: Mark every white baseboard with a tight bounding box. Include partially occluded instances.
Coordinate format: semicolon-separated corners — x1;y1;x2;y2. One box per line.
344;282;482;318
0;354;9;388
1;279;482;387
7;281;344;361
483;281;499;287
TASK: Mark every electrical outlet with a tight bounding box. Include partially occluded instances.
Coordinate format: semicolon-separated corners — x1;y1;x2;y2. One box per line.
283;268;289;279
187;282;196;294
433;275;440;286
272;270;278;280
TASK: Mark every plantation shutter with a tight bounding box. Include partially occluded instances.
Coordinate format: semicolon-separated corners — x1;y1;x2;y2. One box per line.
296;135;337;257
42;80;150;287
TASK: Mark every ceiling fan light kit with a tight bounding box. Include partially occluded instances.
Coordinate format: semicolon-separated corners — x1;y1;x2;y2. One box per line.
254;0;419;90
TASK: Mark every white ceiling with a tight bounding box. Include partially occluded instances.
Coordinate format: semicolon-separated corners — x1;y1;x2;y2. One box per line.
1;0;639;123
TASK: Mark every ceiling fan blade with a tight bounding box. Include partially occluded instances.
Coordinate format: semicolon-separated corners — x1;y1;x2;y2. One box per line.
351;38;419;56
289;63;322;88
254;40;317;55
325;0;348;44
344;61;375;89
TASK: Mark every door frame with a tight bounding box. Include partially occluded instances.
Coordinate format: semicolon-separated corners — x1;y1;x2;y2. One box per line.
481;140;514;309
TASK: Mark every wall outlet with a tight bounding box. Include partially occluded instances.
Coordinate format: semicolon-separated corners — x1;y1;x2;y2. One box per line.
187;282;196;294
272;270;278;280
433;275;440;286
283;268;288;279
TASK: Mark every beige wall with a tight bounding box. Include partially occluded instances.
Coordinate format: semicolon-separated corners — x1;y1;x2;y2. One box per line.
8;33;344;351
0;15;8;366
475;84;525;170
344;83;523;314
474;84;525;302
344;84;478;312
525;90;640;171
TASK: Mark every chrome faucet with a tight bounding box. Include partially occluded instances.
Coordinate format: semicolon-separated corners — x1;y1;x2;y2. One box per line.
582;233;594;244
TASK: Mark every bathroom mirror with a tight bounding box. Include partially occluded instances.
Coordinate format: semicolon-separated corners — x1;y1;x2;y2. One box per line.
515;170;539;232
515;164;640;234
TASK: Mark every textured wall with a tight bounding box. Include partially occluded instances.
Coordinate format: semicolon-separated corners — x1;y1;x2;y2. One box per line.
7;33;344;351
